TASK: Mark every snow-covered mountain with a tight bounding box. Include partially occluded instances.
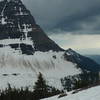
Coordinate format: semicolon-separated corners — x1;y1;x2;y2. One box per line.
64;49;100;72
0;0;63;55
0;0;100;90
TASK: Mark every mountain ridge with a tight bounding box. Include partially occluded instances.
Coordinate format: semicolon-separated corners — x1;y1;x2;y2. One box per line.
64;49;100;72
86;55;100;65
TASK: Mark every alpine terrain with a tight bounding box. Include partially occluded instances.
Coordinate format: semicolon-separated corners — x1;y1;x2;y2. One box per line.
0;0;100;90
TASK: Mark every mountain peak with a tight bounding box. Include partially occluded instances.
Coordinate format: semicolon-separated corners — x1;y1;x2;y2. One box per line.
0;0;63;55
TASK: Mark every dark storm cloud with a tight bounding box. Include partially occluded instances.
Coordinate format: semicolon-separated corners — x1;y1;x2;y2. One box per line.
56;6;100;31
23;0;100;34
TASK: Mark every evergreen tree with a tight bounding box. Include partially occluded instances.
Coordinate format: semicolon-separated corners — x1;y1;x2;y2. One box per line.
33;72;49;99
33;72;61;100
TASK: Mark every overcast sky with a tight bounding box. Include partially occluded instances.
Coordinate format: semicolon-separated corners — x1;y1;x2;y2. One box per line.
23;0;100;55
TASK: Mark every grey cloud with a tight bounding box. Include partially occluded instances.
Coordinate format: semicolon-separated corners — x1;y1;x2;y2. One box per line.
23;0;100;34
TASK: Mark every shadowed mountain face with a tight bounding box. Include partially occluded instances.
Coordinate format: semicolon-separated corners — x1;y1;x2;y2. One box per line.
0;0;63;55
64;49;100;72
86;55;100;65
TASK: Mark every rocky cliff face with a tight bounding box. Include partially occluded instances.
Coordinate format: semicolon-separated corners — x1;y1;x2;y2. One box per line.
0;0;63;55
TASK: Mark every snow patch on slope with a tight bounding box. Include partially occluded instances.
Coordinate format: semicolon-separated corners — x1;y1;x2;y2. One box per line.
0;51;81;90
42;86;100;100
0;38;33;45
